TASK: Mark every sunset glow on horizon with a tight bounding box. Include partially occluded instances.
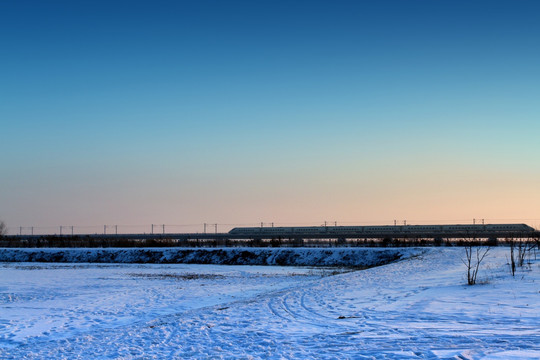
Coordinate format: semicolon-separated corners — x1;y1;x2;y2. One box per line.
1;1;540;234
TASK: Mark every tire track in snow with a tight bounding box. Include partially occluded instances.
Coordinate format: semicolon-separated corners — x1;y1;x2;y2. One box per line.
300;292;335;320
280;292;334;328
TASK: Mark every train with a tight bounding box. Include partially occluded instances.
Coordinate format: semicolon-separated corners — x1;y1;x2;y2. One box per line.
228;223;535;237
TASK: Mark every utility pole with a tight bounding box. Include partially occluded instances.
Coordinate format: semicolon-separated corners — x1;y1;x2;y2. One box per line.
104;225;106;235
71;226;74;236
20;226;22;235
261;222;263;228
204;223;207;234
151;224;154;234
31;227;34;235
162;224;165;234
60;226;62;235
215;223;218;234
115;225;118;235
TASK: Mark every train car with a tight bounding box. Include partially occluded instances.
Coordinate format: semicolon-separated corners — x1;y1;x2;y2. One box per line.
228;223;535;237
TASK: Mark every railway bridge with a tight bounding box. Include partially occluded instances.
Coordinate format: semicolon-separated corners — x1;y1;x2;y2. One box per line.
2;224;538;247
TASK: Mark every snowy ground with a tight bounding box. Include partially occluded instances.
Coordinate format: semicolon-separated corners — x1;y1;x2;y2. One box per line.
1;247;539;359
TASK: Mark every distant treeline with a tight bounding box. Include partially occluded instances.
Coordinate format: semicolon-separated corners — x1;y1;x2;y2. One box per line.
1;235;538;248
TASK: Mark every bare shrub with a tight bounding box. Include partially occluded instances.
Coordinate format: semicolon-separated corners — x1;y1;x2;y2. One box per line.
128;273;225;280
509;238;536;276
462;243;490;285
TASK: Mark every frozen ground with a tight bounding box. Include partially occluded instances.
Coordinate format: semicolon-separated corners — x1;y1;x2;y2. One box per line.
0;247;539;359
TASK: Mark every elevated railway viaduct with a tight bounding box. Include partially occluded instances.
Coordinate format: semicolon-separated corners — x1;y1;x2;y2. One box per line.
3;224;538;247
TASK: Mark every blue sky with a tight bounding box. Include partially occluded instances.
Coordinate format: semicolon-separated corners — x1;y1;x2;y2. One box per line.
1;1;540;233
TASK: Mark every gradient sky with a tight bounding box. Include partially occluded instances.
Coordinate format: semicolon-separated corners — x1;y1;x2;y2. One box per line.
1;0;540;234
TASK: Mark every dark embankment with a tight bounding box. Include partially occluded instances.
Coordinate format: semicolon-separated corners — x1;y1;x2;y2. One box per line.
0;248;425;267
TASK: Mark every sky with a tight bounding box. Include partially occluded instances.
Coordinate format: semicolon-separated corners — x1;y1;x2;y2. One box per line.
1;0;540;234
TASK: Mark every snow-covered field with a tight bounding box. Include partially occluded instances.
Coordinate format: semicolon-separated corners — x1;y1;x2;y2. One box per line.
1;247;538;359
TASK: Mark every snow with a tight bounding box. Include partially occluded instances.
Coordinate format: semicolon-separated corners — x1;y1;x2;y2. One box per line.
1;247;539;359
0;247;420;267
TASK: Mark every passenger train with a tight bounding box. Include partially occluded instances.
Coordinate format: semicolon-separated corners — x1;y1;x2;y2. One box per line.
228;224;535;237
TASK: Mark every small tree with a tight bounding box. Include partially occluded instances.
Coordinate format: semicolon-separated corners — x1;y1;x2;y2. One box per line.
462;243;490;285
0;221;6;237
509;239;517;276
519;238;536;267
534;236;540;261
509;237;535;276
